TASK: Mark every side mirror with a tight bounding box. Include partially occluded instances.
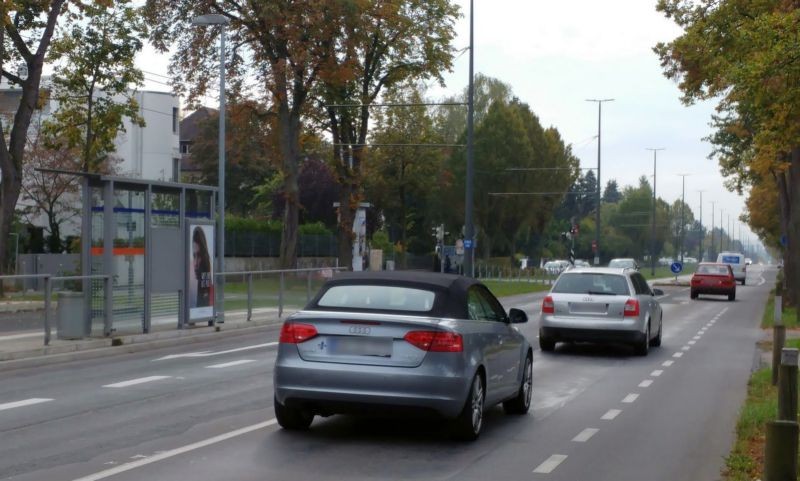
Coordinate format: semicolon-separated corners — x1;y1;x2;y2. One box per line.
652;288;664;296
509;308;528;324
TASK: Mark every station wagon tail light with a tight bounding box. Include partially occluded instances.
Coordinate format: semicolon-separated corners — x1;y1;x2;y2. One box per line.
542;295;555;314
624;299;640;317
279;322;318;344
404;331;463;352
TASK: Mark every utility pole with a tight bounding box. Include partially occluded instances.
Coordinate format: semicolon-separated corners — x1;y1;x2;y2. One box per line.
586;98;614;266
709;201;716;260
647;148;664;276
697;190;705;261
463;0;476;277
677;174;690;263
719;208;725;253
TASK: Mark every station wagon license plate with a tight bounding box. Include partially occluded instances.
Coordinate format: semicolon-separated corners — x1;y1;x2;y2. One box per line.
329;337;393;357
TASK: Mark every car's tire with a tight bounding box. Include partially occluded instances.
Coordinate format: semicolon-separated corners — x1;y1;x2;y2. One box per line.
503;354;533;415
729;292;736;301
453;372;485;441
690;290;698;300
634;324;650;356
741;278;746;286
650;317;662;347
539;336;556;352
274;396;314;430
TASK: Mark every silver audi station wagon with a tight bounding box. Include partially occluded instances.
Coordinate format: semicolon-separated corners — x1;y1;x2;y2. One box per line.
539;268;664;356
274;271;534;440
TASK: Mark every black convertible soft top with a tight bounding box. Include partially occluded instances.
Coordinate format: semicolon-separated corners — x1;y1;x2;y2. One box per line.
305;271;484;319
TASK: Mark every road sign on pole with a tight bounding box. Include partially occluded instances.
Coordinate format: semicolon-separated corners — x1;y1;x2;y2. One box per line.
670;262;683;274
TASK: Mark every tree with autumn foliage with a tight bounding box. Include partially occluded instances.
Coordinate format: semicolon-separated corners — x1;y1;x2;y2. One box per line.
655;1;800;304
316;0;459;269
146;0;353;268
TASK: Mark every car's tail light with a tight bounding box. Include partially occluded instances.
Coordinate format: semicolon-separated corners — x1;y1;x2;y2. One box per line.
624;299;640;317
279;322;318;344
542;295;555;314
404;331;463;352
691;277;701;285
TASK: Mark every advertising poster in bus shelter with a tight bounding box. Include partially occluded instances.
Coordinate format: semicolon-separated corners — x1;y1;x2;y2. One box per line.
188;224;215;320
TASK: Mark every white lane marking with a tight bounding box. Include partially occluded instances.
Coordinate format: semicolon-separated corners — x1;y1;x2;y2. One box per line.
533;454;568;474
601;409;622;420
662;360;675;367
0;398;53;411
682;346;691;351
651;370;664;377
103;376;171;388
205;360;257;369
719;307;729;315
572;428;599;443
688;340;696;345
154;342;278;361
673;352;684;358
71;419;278;481
639;380;654;388
622;393;639;403
693;336;701;340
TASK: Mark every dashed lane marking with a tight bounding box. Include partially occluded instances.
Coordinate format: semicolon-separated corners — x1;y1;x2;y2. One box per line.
650;370;663;377
601;409;622;420
662;360;675;367
0;398;53;411
622;393;639;403
639;380;653;388
673;352;684;358
572;428;599;443
533;454;568;474
205;360;257;369
103;376;171;388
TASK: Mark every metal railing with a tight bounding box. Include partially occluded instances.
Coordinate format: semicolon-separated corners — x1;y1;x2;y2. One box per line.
0;273;111;346
475;265;560;285
216;267;346;321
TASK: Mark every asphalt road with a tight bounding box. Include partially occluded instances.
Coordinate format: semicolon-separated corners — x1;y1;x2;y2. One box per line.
0;265;774;481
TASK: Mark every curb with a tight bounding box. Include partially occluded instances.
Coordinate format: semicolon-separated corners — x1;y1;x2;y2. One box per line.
0;318;284;371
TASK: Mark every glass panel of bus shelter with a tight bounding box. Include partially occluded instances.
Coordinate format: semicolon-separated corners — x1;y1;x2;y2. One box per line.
150;190;180;330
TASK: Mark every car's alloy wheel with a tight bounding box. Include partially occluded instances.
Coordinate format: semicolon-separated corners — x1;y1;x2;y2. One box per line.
454;373;485;441
635;324;650;356
274;396;314;430
650;317;662;347
503;355;533;415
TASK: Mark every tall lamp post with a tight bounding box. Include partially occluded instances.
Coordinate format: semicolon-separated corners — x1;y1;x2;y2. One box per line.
709;201;716;260
676;174;690;263
646;148;664;276
586;98;614;265
463;0;476;277
719;208;725;253
192;13;230;320
697;190;705;261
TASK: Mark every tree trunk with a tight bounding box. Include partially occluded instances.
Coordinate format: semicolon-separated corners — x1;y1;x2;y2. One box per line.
784;147;800;307
278;104;300;269
337;180;354;269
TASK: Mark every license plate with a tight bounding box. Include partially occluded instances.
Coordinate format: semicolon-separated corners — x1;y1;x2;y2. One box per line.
329;337;392;357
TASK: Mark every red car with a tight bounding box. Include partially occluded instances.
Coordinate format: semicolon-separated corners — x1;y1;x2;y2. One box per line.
690;263;736;301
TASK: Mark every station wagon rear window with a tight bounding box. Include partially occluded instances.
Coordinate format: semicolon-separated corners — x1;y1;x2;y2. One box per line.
552;273;630;296
317;285;436;312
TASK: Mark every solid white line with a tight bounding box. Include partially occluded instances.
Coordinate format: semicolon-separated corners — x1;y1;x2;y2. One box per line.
572;428;599;443
71;419;278;481
205;360;257;369
639;380;653;388
688;340;696;345
154;342;278;361
622;393;639;403
103;376;171;388
651;370;664;377
601;409;622;420
0;398;53;411
662;360;675;367
533;454;568;474
0;332;44;341
673;352;684;358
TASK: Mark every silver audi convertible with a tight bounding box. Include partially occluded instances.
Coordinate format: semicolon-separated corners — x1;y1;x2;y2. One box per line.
274;271;533;440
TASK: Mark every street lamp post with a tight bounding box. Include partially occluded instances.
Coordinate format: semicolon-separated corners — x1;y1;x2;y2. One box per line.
646;148;664;276
719;208;724;254
697;190;704;261
587;98;614;265
676;174;690;263
463;0;476;277
192;13;230;321
709;201;716;260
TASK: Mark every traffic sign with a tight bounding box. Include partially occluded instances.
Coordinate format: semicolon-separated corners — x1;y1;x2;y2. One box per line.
670;262;683;274
463;239;473;249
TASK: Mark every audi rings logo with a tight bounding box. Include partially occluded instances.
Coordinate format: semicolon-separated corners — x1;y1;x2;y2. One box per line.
348;326;371;335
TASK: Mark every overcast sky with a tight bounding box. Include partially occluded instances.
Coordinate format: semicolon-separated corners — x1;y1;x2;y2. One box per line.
135;0;757;247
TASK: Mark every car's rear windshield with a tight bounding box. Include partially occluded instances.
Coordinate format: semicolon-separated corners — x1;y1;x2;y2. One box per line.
317;285;436;312
608;259;633;268
697;265;730;275
552;273;630;296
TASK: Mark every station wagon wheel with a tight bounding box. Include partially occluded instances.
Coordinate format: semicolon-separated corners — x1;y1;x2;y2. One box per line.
503;354;533;415
650;316;662;347
453;373;485;441
635;323;650;356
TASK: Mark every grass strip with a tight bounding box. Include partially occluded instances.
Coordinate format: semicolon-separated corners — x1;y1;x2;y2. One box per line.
482;280;551;298
761;290;798;329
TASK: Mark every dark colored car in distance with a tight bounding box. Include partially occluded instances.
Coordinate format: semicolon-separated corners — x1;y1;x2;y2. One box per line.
690;263;736;301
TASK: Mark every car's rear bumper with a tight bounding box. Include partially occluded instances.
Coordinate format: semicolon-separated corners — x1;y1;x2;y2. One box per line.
540;326;646;344
274;347;472;418
692;286;735;296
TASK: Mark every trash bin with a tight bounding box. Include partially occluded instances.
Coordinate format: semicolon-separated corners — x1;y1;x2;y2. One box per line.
57;292;89;340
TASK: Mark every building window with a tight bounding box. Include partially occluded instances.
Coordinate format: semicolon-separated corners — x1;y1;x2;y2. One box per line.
180;143;190;154
172;107;178;133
